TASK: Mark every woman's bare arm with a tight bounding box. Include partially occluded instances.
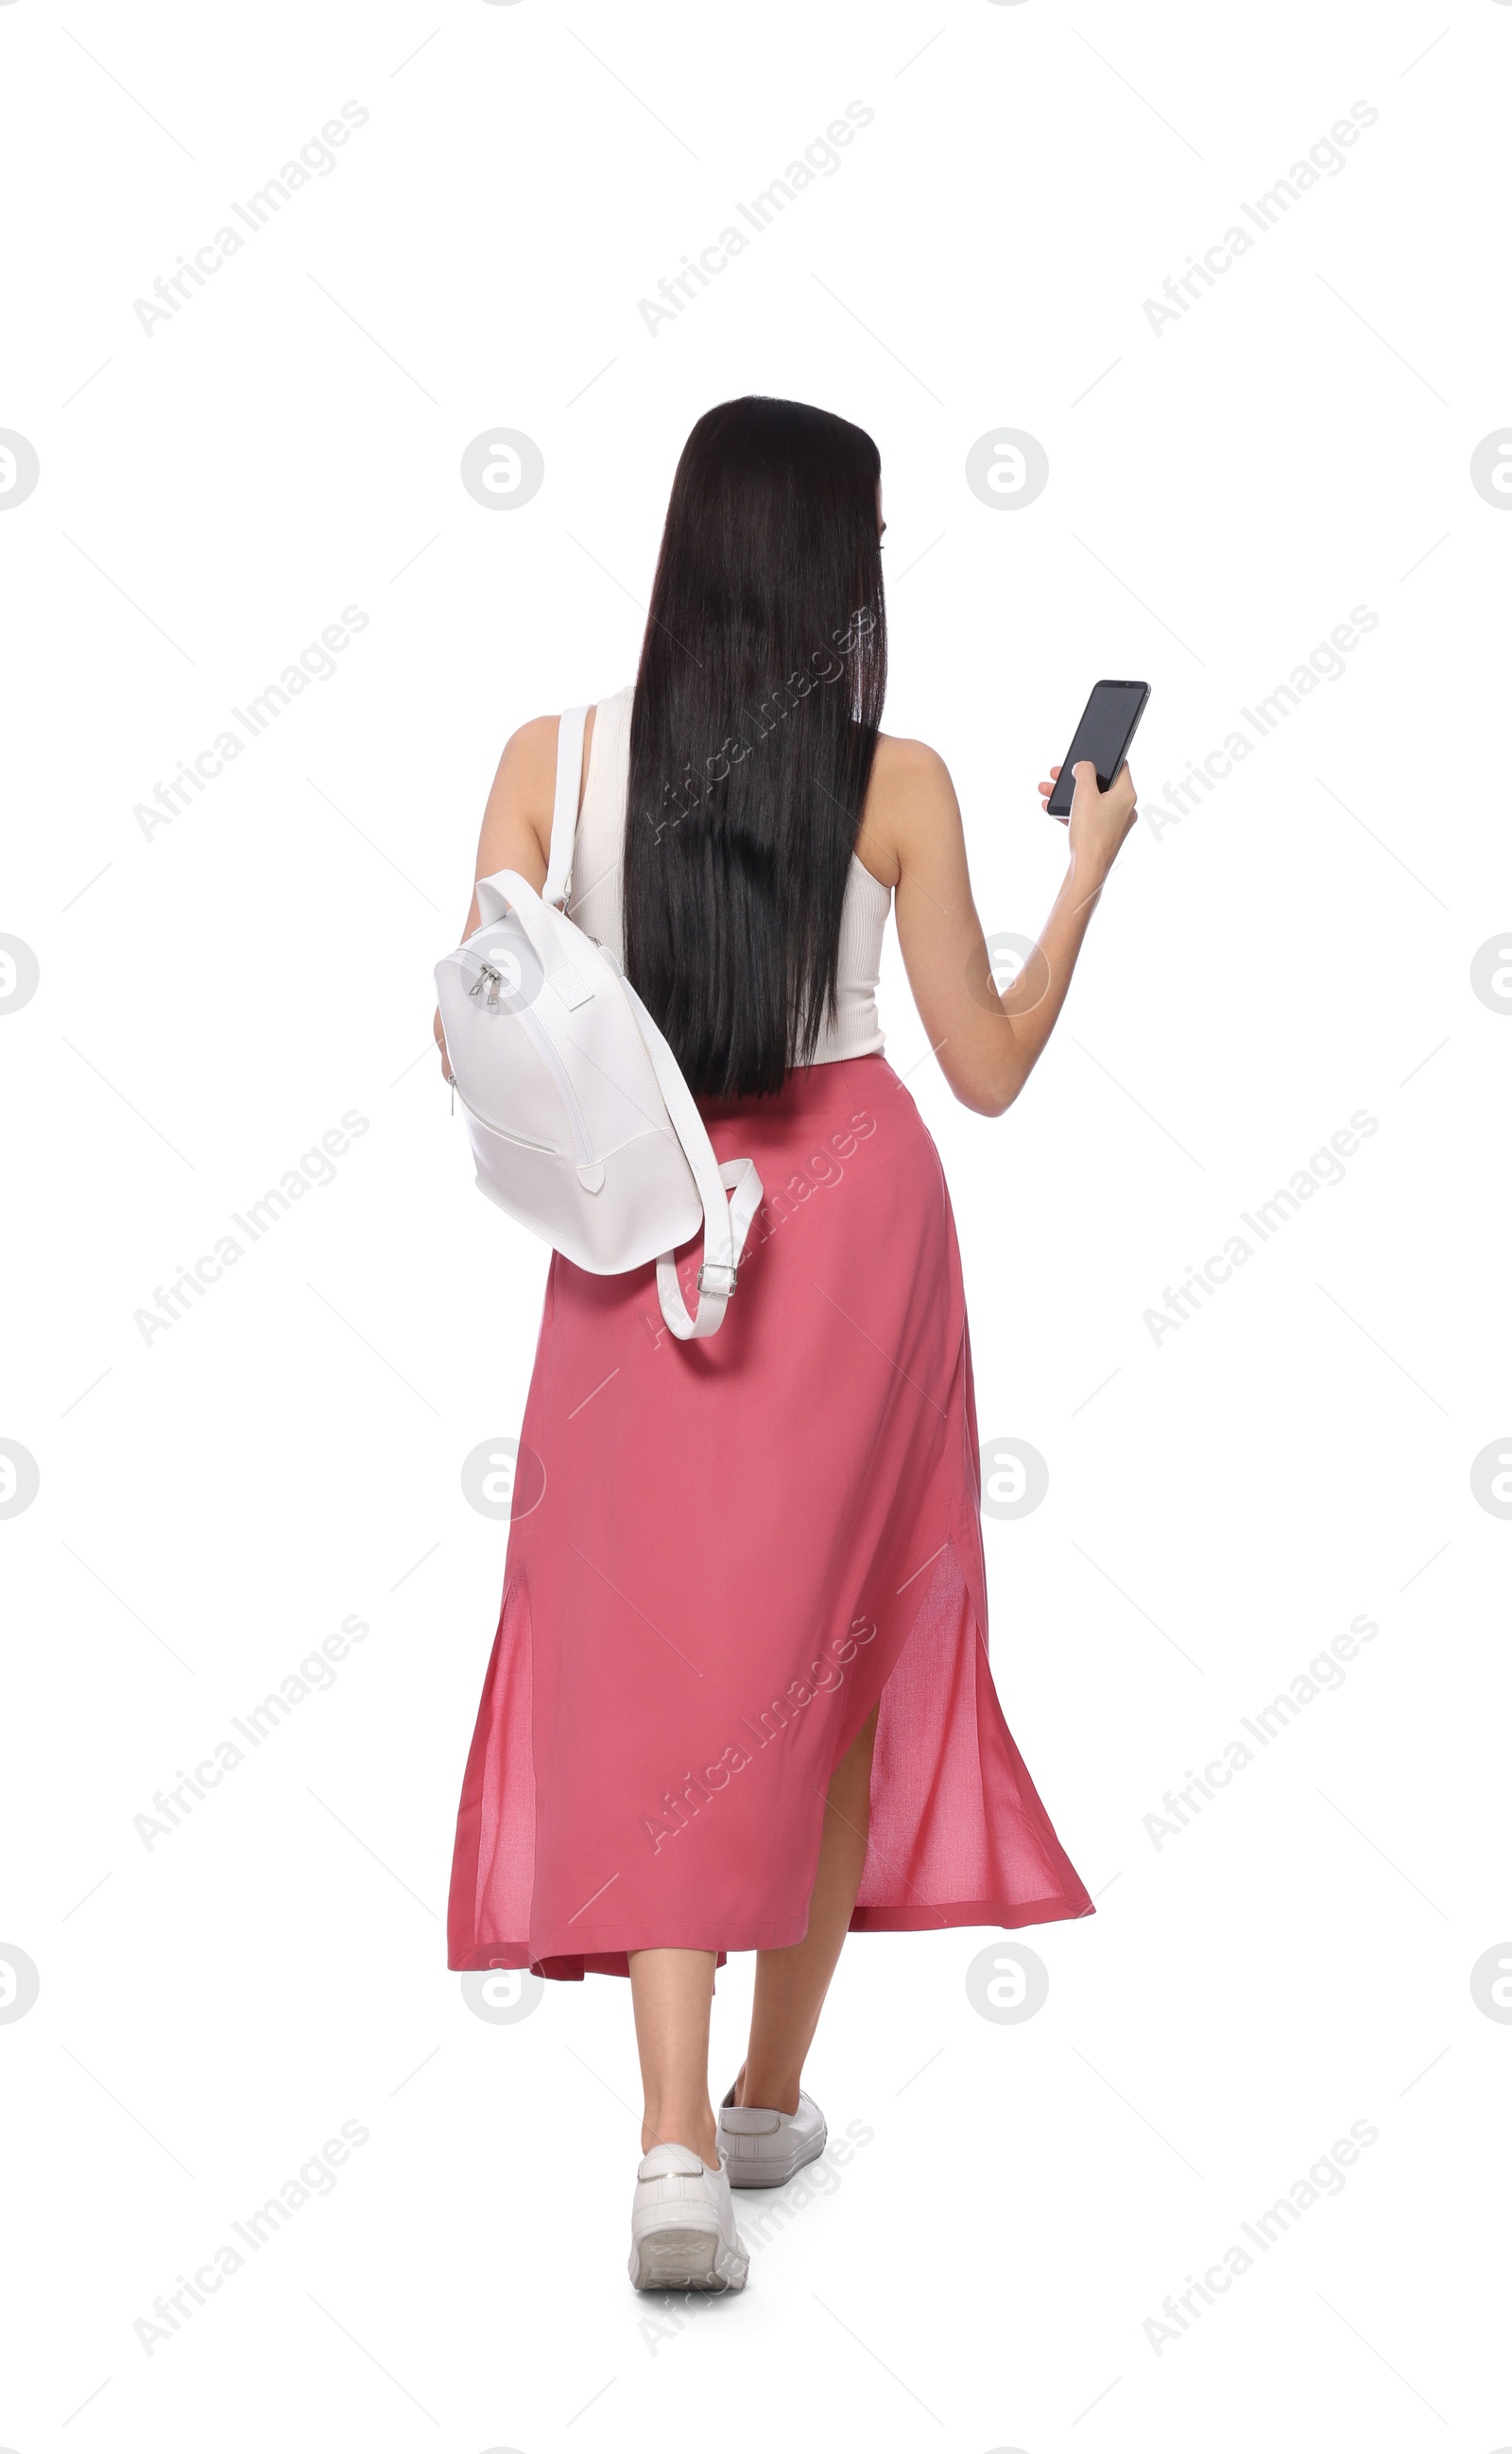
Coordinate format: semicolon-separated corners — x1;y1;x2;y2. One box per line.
865;734;1138;1117
434;708;596;1077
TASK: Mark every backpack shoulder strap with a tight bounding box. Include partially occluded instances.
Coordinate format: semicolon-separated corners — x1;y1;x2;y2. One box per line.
618;977;765;1339
542;705;590;911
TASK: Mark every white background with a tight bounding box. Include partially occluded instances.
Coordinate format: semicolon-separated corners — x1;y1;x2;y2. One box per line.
3;0;1509;2445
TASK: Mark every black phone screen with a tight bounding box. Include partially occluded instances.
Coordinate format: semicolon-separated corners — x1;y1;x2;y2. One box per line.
1046;681;1149;817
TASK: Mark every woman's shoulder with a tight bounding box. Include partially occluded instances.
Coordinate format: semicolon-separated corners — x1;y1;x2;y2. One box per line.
868;733;957;827
870;729;952;784
501;687;629;753
857;732;959;887
492;688;628;798
479;699;616;872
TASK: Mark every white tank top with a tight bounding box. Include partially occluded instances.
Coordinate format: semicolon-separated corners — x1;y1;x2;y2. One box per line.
566;686;891;1065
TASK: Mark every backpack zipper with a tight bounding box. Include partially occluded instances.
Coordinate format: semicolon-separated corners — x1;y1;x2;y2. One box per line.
448;1077;557;1156
514;995;596;1168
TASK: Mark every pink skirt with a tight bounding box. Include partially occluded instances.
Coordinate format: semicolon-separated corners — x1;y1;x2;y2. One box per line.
447;1054;1092;1978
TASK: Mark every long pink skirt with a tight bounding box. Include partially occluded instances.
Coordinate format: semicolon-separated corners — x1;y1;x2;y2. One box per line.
447;1054;1092;1979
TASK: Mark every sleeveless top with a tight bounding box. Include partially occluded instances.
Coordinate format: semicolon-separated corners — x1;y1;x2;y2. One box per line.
566;685;891;1065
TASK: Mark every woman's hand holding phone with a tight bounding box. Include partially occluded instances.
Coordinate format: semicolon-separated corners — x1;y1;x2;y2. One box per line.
1039;758;1140;883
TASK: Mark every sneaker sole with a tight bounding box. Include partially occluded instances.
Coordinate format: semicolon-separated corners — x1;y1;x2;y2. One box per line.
718;2126;828;2190
627;2223;749;2292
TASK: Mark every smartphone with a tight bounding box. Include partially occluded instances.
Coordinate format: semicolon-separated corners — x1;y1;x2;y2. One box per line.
1046;679;1150;819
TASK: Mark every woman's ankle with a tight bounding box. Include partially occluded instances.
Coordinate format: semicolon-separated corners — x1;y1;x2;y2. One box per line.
641;2107;718;2167
734;2066;801;2116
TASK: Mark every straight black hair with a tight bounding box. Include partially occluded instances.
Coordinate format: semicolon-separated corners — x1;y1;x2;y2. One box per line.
623;395;887;1099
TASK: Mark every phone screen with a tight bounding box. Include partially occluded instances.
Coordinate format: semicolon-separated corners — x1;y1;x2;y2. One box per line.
1046;680;1149;817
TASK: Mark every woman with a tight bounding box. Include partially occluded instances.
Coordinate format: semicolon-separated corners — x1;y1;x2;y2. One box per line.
438;395;1138;2293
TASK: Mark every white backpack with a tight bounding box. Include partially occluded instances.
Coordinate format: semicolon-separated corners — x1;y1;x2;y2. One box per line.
435;705;764;1339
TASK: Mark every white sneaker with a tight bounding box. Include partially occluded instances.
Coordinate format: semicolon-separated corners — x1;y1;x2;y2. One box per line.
627;2142;749;2292
716;2085;828;2188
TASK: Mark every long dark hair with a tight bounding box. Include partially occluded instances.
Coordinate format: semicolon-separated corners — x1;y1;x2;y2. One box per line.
623;396;886;1099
